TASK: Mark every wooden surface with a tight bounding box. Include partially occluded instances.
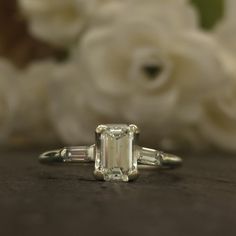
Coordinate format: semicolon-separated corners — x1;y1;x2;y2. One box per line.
0;151;236;236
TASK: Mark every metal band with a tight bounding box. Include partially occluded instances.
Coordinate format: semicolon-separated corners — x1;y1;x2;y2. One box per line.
39;145;95;164
138;147;182;168
39;145;182;168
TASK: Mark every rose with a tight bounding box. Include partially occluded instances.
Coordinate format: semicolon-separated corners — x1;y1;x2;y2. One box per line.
48;2;231;151
18;0;198;47
201;84;236;152
18;0;96;47
45;0;196;144
207;0;236;151
48;62;99;144
90;0;198;29
220;0;235;22
200;52;236;152
11;61;59;146
76;19;231;148
214;0;236;55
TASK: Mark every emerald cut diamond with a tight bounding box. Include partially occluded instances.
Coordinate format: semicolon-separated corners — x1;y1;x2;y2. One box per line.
94;124;139;182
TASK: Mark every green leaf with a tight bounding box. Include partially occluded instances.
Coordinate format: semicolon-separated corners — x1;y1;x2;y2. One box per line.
190;0;224;29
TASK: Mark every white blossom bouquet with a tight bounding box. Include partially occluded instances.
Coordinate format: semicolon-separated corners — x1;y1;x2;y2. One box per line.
0;0;235;152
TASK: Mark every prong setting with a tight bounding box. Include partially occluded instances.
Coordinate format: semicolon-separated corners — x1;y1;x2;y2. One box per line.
129;124;140;134
94;124;139;182
93;169;104;181
95;125;108;134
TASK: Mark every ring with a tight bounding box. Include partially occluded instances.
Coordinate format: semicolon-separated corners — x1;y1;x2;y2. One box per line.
39;124;182;182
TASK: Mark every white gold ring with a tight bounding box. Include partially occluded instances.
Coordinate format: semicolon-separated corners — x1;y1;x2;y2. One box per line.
39;124;182;182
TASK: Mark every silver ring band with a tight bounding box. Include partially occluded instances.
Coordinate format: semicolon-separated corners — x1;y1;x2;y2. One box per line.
39;145;182;168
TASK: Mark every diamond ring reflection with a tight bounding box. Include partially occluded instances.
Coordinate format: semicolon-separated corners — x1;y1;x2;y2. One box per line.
39;124;182;182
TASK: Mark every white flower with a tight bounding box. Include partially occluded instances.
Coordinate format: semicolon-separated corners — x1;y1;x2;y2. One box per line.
19;0;96;47
46;4;232;151
45;0;200;146
200;52;236;152
90;0;198;29
201;86;236;152
18;0;198;47
12;61;59;146
0;59;18;145
214;0;236;55
207;0;236;151
221;0;235;22
76;18;231;148
17;0;236;151
48;62;98;144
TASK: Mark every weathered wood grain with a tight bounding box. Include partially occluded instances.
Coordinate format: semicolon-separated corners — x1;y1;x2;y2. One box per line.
0;151;235;236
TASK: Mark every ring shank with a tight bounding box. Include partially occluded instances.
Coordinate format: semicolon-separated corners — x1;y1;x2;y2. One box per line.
138;147;182;168
39;146;182;168
39;150;63;163
160;153;183;168
39;146;95;164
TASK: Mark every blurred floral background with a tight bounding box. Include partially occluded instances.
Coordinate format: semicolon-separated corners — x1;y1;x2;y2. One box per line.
0;0;235;152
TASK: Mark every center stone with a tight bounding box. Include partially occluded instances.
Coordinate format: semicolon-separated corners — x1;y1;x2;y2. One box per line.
94;124;139;182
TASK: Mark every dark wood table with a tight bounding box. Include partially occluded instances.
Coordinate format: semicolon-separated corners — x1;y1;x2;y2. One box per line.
0;151;236;236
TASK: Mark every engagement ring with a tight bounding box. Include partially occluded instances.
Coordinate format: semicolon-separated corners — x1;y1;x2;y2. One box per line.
39;124;182;182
